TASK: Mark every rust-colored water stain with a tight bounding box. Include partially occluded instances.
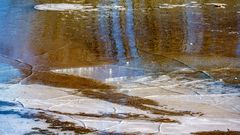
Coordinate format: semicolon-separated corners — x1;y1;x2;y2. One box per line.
77;89;202;116
22;71;115;90
209;68;240;85
32;111;144;135
25;127;55;135
192;130;240;135
33;109;179;123
34;112;95;134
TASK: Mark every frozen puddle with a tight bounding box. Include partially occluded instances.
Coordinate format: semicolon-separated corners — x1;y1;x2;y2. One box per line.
34;3;125;12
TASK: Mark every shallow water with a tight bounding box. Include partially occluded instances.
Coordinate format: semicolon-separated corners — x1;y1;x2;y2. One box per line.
0;0;240;134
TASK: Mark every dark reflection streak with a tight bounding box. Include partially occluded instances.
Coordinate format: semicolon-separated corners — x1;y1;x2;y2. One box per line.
126;0;139;58
237;13;240;56
133;0;147;47
125;0;144;76
183;4;203;53
209;8;219;52
98;1;114;60
0;0;12;57
112;0;126;61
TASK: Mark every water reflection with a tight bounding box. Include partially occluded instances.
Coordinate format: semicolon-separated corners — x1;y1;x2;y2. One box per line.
183;2;203;53
52;65;146;82
0;0;34;61
125;0;139;59
52;0;145;81
98;1;114;60
0;63;22;83
112;0;126;61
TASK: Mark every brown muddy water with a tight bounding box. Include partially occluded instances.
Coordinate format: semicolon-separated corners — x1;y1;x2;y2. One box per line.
0;0;240;134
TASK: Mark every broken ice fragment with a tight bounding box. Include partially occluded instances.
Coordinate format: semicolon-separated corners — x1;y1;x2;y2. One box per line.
204;3;227;8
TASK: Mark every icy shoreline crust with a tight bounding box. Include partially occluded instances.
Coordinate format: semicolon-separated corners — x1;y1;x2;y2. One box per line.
34;3;125;11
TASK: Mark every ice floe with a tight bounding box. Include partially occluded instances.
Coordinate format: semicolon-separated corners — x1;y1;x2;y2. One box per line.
97;5;126;11
159;2;201;9
159;3;188;9
159;2;228;9
34;4;95;11
34;3;126;12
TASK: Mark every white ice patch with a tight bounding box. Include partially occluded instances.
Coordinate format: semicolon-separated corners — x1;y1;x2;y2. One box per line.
97;5;126;11
34;3;95;11
158;2;227;9
159;2;201;9
34;3;126;12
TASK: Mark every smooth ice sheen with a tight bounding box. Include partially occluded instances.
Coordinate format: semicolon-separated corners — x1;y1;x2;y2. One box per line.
0;64;21;83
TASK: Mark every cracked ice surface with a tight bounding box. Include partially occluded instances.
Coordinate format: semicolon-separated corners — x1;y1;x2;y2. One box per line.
1;79;240;134
0;84;161;133
0;100;53;135
47;63;240;133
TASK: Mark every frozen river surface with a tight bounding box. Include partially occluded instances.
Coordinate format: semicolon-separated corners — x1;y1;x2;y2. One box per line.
0;0;240;134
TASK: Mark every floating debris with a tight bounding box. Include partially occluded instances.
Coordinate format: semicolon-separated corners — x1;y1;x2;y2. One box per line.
97;5;126;11
228;31;239;35
159;3;187;9
186;1;202;8
192;130;240;135
204;3;227;8
159;2;201;9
